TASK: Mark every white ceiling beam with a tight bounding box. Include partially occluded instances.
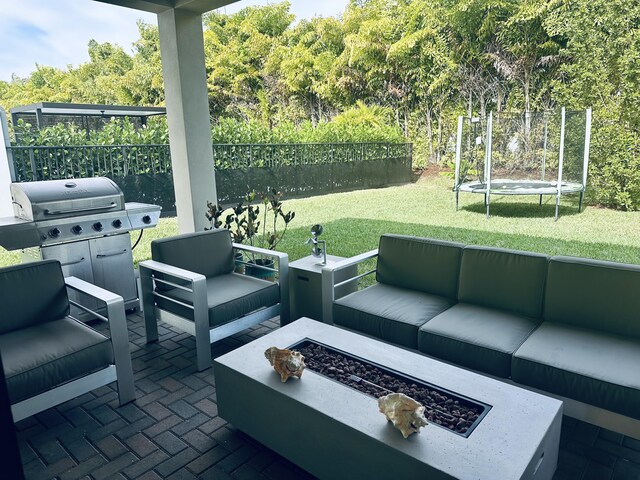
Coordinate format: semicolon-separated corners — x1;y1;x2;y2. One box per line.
92;0;239;15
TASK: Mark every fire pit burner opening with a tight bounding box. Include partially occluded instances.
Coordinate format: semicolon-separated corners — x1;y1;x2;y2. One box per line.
290;339;492;437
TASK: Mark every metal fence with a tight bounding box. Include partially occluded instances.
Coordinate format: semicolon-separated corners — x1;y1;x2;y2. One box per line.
9;142;413;213
10;144;172;181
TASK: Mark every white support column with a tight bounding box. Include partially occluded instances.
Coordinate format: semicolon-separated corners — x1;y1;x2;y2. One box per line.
158;8;216;233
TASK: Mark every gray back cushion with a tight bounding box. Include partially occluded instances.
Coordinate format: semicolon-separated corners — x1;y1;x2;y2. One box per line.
0;260;69;335
152;229;234;278
376;235;464;299
458;246;548;318
544;256;640;338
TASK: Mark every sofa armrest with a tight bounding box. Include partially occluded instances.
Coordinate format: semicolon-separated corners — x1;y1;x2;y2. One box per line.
321;249;378;324
232;243;290;325
64;276;135;404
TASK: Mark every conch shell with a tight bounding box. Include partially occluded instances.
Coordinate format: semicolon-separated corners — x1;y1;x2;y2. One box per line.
264;347;306;382
378;393;428;438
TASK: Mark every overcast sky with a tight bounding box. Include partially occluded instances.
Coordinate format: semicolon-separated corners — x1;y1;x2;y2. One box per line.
0;0;348;82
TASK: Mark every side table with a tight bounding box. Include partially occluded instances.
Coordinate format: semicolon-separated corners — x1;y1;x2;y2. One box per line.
288;254;357;324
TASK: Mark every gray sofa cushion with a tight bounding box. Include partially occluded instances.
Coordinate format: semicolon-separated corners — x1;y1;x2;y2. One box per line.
417;303;541;377
376;235;464;299
512;322;640;419
458;246;548;318
157;273;280;327
334;283;456;349
152;229;235;280
0;317;113;404
0;260;69;335
544;256;640;339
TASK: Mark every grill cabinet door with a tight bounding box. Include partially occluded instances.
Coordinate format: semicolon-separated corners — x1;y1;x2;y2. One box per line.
89;234;137;306
37;241;98;314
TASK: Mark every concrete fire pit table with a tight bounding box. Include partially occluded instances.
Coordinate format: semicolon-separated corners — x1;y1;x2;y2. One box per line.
214;318;562;479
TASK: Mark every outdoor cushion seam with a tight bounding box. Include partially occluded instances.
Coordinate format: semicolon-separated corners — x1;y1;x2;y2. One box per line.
336;303;446;325
4;341;111;380
420;329;515;355
513;357;640;390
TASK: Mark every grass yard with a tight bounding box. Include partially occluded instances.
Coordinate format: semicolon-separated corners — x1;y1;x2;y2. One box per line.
2;172;640;268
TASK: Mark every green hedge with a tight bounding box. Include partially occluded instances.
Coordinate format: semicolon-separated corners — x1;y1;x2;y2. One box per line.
13;115;404;148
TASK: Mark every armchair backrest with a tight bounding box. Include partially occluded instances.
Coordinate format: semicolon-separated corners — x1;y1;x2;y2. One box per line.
0;260;69;335
151;229;235;279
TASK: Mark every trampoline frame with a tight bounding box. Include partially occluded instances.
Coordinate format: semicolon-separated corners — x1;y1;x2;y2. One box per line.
454;108;592;220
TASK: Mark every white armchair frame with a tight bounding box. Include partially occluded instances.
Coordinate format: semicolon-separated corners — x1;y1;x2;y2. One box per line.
140;243;289;371
11;276;135;422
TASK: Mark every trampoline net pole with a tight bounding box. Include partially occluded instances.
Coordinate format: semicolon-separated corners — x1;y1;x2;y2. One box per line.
542;113;549;182
582;108;592;192
485;112;493;218
555;107;567;221
454;116;463;197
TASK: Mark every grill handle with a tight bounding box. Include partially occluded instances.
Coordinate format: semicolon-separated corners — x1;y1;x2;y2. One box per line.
44;202;117;215
61;257;85;267
96;249;128;258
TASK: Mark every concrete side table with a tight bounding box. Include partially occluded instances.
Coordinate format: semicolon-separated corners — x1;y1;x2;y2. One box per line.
288;254;357;324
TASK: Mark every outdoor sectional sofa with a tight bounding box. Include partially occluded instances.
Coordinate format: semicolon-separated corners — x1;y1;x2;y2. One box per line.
321;234;640;439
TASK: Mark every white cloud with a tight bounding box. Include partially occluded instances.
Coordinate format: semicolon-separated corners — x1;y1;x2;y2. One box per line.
0;0;348;82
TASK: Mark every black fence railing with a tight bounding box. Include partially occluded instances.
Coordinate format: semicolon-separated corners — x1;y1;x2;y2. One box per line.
10;144;172;181
9;142;413;213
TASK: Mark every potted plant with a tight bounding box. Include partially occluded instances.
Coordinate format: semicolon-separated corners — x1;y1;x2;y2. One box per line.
206;189;295;279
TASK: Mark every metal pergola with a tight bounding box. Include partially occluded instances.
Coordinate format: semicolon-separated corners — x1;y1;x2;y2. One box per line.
10;102;166;137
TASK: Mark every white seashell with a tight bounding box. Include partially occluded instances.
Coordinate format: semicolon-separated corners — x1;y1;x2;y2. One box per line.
264;346;306;382
378;392;428;438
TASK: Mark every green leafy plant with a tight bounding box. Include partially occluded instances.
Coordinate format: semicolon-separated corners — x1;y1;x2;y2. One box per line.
205;188;295;250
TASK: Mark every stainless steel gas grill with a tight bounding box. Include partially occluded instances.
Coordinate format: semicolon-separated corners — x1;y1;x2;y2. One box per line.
0;177;161;315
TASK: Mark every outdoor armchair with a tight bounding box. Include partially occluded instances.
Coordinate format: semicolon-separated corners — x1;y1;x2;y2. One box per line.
0;260;135;422
139;229;289;371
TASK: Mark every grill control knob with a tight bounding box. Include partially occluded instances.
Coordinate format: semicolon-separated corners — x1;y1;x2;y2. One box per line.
112;219;122;229
93;222;104;232
48;228;60;238
142;215;152;225
71;225;83;235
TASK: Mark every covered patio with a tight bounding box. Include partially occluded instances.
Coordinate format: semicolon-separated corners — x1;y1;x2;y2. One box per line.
2;1;640;479
15;312;640;479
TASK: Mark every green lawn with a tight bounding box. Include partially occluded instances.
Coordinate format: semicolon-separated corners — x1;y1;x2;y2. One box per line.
2;174;640;268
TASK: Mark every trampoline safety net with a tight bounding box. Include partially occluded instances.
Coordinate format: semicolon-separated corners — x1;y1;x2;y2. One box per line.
454;108;592;220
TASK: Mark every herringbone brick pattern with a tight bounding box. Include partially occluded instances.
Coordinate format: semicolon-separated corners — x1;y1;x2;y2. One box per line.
16;312;640;479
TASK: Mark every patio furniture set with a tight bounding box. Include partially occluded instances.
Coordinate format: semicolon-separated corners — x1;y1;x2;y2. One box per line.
322;234;640;439
1;228;639;478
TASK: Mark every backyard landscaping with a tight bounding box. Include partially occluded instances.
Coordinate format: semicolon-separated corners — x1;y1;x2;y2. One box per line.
2;172;640;268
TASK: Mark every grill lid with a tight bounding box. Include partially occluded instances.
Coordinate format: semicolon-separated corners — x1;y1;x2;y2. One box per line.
11;178;125;221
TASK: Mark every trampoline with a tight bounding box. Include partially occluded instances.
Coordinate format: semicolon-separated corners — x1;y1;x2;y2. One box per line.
454;108;592;220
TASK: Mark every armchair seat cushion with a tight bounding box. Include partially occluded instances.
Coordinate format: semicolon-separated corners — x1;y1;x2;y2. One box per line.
0;317;113;404
157;272;280;327
334;283;455;349
512;322;640;419
417;303;541;377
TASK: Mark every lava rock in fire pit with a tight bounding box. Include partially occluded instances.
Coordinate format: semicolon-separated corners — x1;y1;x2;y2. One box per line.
296;342;481;435
264;347;306;382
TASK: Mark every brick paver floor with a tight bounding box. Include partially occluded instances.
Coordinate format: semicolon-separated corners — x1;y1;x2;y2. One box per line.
16;312;640;479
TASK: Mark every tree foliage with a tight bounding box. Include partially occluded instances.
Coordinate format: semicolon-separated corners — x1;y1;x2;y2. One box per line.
1;0;639;209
